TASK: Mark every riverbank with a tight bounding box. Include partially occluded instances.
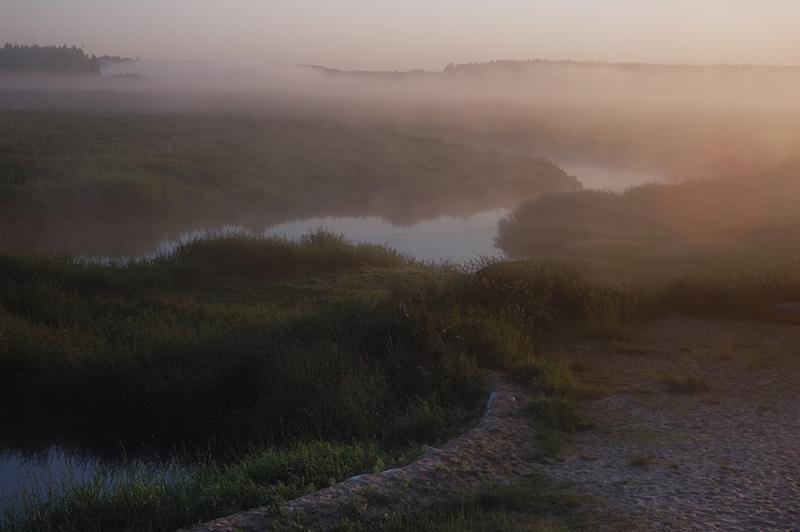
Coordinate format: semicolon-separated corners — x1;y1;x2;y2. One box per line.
180;316;800;531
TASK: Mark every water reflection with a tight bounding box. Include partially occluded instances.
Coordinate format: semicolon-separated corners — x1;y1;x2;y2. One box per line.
265;209;509;264
97;208;510;265
560;165;665;190
0;446;183;511
0;447;98;500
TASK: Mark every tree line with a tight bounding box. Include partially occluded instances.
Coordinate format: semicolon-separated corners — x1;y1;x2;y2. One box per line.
0;43;136;74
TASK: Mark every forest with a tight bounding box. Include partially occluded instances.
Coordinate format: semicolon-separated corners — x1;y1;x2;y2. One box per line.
0;43;136;74
0;44;102;74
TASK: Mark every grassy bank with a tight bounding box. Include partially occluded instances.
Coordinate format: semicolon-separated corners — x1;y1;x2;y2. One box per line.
0;109;578;255
496;174;800;319
336;477;597;532
0;231;637;531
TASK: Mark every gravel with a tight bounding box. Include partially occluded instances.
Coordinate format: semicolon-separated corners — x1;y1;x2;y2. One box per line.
536;317;800;531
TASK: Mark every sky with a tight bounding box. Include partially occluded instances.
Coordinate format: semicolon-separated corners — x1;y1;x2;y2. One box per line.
2;0;800;71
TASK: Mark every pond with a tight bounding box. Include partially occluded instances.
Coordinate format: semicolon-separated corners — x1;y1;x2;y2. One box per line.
89;164;666;265
0;447;98;503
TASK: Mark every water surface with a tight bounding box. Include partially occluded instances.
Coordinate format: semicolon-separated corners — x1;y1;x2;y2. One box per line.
560;165;665;190
116;208;510;264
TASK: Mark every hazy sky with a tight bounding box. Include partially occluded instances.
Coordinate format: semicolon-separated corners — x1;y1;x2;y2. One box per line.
2;0;800;71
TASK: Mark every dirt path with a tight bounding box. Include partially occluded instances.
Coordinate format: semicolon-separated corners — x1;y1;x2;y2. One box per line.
540;317;800;531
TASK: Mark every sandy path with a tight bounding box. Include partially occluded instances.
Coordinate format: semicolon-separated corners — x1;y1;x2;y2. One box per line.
540;317;800;531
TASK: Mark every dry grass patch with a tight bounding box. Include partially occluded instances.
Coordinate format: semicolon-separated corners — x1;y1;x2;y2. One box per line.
714;336;735;360
662;373;710;394
628;453;649;467
742;347;774;370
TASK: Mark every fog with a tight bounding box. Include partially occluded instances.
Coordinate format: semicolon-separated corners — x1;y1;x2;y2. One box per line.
5;58;800;110
3;58;800;184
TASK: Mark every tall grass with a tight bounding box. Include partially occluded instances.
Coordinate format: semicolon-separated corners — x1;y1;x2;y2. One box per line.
0;232;477;449
470;258;648;334
498;173;800;256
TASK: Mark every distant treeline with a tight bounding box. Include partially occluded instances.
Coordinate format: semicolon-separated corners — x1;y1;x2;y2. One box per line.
300;64;436;79
442;58;800;76
308;58;800;79
0;43;136;74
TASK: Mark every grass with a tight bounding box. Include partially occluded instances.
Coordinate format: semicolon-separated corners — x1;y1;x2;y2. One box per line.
662;373;710;394
715;337;735;360
10;172;793;531
496;174;800;321
329;478;597;532
0;109;578;255
742;347;773;370
0;232;448;450
1;441;389;532
628;454;649;468
0;231;633;532
498;174;800;255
